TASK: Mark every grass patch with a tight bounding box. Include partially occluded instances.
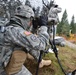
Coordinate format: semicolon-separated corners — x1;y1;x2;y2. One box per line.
24;46;76;75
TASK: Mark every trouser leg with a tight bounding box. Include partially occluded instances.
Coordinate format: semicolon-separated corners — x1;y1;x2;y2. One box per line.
28;49;40;62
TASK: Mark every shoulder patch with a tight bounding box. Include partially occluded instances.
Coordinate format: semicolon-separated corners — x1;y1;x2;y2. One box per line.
24;31;32;36
30;35;38;42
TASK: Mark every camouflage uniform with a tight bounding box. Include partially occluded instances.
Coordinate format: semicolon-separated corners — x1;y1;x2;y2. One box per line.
4;16;49;61
1;5;49;74
48;4;62;39
48;4;62;23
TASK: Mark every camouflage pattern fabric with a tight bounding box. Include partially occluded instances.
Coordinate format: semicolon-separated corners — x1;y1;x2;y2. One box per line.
3;4;49;74
4;15;49;61
48;5;62;23
14;65;32;75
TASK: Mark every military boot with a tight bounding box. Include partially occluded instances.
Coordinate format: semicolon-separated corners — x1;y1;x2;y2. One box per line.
39;59;52;68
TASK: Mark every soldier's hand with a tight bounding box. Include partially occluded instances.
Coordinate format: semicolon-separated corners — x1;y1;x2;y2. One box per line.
39;15;48;27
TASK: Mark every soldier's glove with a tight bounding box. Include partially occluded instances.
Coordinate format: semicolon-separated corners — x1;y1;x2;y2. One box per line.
39;15;48;27
32;15;48;29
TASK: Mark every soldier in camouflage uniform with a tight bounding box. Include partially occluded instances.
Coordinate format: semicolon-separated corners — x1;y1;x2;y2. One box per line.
0;5;51;75
48;4;62;23
48;4;62;39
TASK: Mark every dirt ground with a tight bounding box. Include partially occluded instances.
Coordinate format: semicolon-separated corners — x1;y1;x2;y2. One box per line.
24;46;76;75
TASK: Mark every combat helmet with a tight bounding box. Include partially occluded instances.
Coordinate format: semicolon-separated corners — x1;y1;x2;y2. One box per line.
15;5;34;18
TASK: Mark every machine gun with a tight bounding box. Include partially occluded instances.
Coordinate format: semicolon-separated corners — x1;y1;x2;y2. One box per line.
34;0;76;75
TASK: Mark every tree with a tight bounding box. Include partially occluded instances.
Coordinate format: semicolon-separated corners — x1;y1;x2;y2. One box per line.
75;23;76;33
70;15;76;34
57;9;70;36
57;21;62;35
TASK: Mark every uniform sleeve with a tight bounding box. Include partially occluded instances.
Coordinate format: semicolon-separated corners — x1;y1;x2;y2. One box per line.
5;26;49;51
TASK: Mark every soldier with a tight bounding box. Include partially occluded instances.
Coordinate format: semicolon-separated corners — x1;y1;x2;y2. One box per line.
48;4;62;24
48;4;62;39
0;5;51;75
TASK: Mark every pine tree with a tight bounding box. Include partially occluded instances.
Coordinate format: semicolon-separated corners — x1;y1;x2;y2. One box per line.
57;9;70;36
57;21;62;35
70;15;76;34
75;23;76;33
